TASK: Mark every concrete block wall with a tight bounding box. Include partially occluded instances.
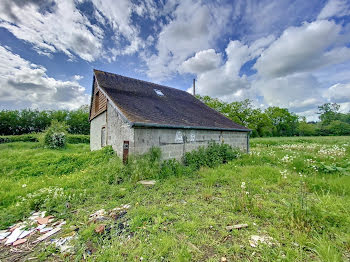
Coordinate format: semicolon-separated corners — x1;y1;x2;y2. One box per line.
106;102;134;157
90;112;106;151
133;128;248;161
91;101;249;160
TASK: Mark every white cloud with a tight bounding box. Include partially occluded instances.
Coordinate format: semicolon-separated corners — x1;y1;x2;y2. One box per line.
185;35;274;99
180;49;222;74
144;0;232;80
0;0;104;62
0;46;89;110
324;83;350;103
253;73;323;112
254;20;350;78
318;0;350;20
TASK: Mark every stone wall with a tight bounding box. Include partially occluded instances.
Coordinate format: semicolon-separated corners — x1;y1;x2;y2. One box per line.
133;128;248;161
106;102;134;157
90;111;106;151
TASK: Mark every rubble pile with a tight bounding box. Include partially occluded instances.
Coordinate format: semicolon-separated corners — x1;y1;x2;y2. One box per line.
0;204;132;260
0;211;65;249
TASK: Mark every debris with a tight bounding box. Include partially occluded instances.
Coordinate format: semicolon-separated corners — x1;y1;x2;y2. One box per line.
33;227;61;243
95;224;105;234
36;224;46;231
0;231;11;240
226;223;248;231
5;227;24;245
13;238;27;246
36;217;50;225
221;257;227;262
40;227;53;233
18;229;35;239
89;209;108;224
249;235;275;247
138;180;156;186
52;235;76;253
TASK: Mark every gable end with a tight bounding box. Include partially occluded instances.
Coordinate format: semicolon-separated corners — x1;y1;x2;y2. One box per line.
89;78;107;121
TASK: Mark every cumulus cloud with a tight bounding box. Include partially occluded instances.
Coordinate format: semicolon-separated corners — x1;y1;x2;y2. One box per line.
253;73;323;112
0;46;89;110
0;0;155;62
180;49;222;74
185;35;274;99
0;0;104;62
254;20;350;78
324;83;350;103
144;0;232;80
318;0;350;20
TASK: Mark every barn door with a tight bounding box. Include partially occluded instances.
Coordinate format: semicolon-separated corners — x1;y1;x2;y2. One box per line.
123;141;129;164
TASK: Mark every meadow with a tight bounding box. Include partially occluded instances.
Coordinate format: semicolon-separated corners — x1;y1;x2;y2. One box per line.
0;136;349;261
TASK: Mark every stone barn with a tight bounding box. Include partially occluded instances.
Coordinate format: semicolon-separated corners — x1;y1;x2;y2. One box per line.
89;69;250;161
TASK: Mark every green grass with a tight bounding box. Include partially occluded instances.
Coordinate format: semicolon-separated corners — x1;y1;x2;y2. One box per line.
0;137;349;261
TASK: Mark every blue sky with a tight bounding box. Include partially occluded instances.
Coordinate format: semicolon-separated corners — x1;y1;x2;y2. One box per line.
0;0;350;120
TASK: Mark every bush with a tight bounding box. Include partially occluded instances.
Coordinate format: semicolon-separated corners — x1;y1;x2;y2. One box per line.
183;141;241;170
0;134;39;144
43;120;68;149
122;147;162;181
0;134;90;144
66;135;90;144
121;143;241;181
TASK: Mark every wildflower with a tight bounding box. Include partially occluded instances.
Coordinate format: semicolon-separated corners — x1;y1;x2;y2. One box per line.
22;184;27;188
241;182;246;189
245;191;249;195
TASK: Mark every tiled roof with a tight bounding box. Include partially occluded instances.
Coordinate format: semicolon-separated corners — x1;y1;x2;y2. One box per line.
92;69;250;131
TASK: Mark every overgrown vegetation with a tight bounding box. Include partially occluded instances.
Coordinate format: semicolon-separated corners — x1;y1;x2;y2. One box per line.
121;142;240;181
0;105;89;135
199;96;350;137
43;120;68;149
0;136;349;261
0;134;89;144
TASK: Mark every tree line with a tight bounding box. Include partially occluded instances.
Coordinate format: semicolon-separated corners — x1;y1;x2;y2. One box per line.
1;99;349;137
198;96;350;137
0;105;90;135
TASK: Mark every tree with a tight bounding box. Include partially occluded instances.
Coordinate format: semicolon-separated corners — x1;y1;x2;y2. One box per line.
326;120;350;135
317;103;340;125
265;107;299;136
297;117;317;136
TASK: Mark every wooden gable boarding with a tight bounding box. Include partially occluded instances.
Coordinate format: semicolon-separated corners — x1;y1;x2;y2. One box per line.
90;79;107;121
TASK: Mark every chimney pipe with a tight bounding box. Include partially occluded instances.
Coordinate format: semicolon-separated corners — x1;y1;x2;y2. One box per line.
193;78;196;96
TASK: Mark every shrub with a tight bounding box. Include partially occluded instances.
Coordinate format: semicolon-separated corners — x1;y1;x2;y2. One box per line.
66;134;90;144
0;134;90;144
0;134;39;144
183;141;240;170
122;147;162;181
43;120;68;149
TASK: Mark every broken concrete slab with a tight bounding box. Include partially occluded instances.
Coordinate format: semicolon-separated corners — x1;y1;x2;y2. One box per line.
36;217;50;225
0;230;11;240
13;238;27;246
5;227;24;245
249;235;275;247
226;223;248;231
33;228;61;243
40;227;53;234
138;180;156;186
18;229;35;239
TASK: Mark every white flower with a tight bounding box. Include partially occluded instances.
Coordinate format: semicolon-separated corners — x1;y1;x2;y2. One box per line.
241;182;246;189
22;184;27;188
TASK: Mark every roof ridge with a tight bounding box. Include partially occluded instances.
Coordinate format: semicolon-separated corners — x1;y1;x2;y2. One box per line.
93;69;187;93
